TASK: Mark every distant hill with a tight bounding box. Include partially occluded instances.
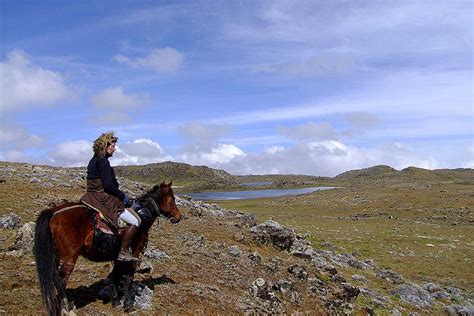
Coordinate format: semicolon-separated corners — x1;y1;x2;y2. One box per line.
335;165;398;180
114;161;238;191
335;165;474;184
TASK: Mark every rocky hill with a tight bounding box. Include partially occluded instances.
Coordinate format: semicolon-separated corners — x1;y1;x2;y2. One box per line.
0;162;473;314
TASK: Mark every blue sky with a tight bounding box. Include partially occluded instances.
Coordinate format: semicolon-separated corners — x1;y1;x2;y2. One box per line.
0;0;472;176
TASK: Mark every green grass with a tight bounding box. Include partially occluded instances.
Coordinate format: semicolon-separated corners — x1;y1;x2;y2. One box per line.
215;183;474;291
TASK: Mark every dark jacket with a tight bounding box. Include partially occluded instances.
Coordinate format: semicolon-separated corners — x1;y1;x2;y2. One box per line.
80;156;125;229
86;156;125;201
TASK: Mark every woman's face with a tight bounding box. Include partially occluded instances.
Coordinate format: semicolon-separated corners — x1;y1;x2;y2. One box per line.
106;142;116;156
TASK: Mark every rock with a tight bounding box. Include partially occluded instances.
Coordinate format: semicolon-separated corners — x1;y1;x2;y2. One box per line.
287;264;308;281
422;282;442;293
143;248;170;260
0;213;22;229
134;285;154;310
99;282;154;311
336;284;360;302
289;238;315;259
249;278;277;301
376;269;406;284
273;280;293;294
352;274;367;282
228;245;241;257
390;284;434;309
248;251;262;263
11;222;35;254
308;277;327;295
445;304;474;316
250;220;296;250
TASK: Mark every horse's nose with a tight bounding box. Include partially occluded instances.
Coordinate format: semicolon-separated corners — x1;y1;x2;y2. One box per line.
170;213;181;224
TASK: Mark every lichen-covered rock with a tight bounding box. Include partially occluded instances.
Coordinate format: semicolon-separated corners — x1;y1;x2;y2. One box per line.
0;213;22;229
12;222;35;254
250;220;296;250
143;248;171;260
445;304;474;316
390;284;434;309
228;245;241;257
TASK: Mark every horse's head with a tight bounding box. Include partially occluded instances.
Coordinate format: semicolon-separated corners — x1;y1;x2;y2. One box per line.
152;181;181;223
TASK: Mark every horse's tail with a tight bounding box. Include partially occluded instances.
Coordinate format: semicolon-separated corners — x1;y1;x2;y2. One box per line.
34;209;65;315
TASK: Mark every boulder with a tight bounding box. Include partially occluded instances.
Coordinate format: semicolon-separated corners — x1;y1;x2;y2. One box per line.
12;222;35;254
390;284;434;309
250;220;296;250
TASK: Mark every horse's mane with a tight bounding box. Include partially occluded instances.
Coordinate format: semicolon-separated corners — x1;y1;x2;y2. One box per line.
138;184;161;201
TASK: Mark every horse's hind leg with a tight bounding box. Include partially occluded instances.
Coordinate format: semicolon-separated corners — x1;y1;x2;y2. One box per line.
57;256;79;312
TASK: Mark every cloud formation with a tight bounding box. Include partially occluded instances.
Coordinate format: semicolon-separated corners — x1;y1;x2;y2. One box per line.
110;139;172;165
114;47;185;73
48;140;92;167
91;86;148;109
0;123;44;150
0;50;72;112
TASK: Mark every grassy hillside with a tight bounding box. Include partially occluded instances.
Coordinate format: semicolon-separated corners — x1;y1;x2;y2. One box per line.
114;161;239;191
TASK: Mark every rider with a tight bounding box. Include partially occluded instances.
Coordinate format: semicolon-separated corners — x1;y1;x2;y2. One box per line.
80;131;141;262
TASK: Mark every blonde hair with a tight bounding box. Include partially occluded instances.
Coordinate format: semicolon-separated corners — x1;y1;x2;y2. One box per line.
92;131;118;157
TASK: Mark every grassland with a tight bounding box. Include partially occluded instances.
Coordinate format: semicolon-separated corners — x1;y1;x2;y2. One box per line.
216;179;474;292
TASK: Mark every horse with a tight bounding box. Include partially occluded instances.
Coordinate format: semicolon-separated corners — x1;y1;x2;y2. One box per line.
33;181;181;315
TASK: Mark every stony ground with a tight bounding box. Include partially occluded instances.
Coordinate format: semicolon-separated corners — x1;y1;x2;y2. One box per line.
0;162;473;315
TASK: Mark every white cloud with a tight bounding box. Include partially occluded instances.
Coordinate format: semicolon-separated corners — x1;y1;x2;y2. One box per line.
48;140;92;167
0;50;71;112
110;139;172;165
179;143;245;166
91;86;148;109
114;47;184;73
178;122;231;151
0;123;44;150
219;140;441;176
265;145;284;155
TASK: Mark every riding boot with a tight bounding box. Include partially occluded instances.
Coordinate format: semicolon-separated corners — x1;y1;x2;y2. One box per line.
118;226;139;262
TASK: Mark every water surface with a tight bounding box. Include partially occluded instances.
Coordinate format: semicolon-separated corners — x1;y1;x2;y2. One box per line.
187;186;337;201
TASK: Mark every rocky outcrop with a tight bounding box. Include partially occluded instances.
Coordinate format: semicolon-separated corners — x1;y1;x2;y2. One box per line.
250;220;296;250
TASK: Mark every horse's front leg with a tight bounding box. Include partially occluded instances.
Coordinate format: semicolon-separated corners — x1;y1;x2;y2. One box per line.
110;262;123;308
123;272;135;312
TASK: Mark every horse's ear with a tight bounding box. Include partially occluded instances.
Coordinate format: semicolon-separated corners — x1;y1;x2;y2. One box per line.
168;180;173;186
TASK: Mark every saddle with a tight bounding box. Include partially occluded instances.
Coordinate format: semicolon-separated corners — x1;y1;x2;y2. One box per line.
80;201;126;235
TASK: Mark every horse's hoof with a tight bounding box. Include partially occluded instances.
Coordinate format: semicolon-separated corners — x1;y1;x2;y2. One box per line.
124;306;135;313
61;309;76;316
111;300;121;308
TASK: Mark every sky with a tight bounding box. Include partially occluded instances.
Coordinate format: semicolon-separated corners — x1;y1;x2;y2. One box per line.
0;0;473;176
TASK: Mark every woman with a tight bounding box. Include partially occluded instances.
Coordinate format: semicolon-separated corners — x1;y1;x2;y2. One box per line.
81;131;141;262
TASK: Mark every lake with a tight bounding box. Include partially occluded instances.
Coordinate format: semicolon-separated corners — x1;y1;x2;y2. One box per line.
186;186;337;201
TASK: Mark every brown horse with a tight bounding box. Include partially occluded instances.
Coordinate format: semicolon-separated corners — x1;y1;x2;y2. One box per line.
34;181;181;315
